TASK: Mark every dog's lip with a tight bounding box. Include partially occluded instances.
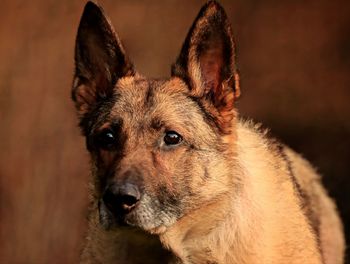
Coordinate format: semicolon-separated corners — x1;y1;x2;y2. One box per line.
106;200;140;217
99;198;139;226
120;199;140;211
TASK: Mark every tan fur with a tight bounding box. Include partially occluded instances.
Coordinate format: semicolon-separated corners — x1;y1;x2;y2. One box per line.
73;2;345;264
284;147;345;264
78;85;344;264
159;121;345;264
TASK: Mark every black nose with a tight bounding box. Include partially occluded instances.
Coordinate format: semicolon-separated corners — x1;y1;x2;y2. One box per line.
103;183;141;215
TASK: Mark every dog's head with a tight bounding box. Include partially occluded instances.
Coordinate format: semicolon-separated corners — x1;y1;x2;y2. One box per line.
72;1;240;233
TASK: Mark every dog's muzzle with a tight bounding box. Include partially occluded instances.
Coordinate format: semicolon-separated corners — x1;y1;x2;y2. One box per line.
102;183;141;218
99;182;142;229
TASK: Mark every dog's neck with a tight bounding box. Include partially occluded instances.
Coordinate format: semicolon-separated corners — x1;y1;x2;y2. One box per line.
159;192;258;264
83;209;176;263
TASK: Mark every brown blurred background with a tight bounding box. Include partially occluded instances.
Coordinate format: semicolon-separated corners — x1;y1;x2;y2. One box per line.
0;0;349;263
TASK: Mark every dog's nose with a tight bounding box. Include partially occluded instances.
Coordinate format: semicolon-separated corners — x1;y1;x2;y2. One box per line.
103;183;141;215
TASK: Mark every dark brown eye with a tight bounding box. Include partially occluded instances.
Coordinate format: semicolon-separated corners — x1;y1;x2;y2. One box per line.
164;131;182;146
96;129;116;150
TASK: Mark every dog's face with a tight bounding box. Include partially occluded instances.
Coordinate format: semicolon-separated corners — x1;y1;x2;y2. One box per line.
72;1;240;233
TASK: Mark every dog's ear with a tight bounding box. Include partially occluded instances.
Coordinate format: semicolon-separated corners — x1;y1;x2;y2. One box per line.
72;1;134;116
172;1;240;133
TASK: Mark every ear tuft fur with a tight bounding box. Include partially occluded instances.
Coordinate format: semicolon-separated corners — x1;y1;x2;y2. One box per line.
172;1;240;133
72;1;135;117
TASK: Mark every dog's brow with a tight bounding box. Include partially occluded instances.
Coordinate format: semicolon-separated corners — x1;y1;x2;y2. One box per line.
150;118;164;131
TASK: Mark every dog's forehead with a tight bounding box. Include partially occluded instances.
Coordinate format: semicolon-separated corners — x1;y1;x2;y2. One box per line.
96;76;218;147
109;76;199;127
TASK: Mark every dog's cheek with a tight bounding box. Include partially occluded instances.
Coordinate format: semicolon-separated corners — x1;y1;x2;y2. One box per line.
155;185;182;214
179;155;206;193
150;148;206;216
175;154;222;209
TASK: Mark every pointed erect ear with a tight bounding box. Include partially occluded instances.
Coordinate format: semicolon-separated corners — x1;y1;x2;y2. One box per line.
72;1;135;116
171;1;240;133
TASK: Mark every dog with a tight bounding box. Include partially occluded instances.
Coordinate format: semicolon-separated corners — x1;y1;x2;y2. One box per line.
71;1;345;263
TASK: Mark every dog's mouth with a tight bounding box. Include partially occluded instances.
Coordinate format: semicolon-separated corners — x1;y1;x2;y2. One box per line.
98;198;138;229
98;182;144;229
98;193;179;234
104;191;140;217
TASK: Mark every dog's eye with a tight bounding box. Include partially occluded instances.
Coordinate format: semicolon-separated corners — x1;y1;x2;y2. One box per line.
96;129;116;150
163;131;182;146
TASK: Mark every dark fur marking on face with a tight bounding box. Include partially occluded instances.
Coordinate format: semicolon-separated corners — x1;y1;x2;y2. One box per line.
188;96;221;132
151;118;164;131
94;162;118;197
156;185;181;217
137;78;166;108
95;126;125;168
79;94;118;138
88;118;125;151
145;81;154;107
85;113;127;196
188;94;235;137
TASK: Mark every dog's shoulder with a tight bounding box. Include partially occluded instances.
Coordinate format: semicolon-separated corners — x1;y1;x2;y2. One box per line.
236;118;320;196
